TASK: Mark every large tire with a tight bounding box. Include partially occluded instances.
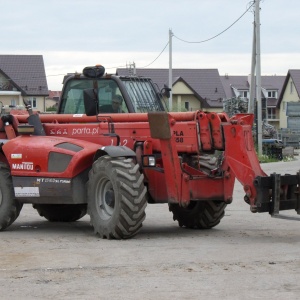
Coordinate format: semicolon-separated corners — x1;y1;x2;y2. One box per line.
169;200;227;229
87;156;147;239
0;162;23;231
33;204;87;222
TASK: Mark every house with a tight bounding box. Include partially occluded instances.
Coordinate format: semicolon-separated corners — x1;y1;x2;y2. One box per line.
117;68;226;112
46;90;61;110
0;55;48;112
277;70;300;129
117;68;286;129
220;74;285;129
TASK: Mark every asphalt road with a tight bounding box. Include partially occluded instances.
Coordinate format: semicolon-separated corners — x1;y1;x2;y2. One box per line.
1;159;300;300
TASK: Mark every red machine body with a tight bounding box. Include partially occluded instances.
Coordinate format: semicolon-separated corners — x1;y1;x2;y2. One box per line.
0;65;298;239
1;110;275;211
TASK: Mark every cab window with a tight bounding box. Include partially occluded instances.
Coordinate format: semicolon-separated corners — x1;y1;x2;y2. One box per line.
59;79;128;114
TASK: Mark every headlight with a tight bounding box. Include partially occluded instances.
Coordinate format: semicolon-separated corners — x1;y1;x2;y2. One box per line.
142;156;156;167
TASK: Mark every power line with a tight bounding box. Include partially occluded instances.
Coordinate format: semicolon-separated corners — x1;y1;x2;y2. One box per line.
47;73;69;77
105;65;127;70
173;2;255;44
105;41;169;70
114;2;254;70
141;41;169;68
1;3;256;85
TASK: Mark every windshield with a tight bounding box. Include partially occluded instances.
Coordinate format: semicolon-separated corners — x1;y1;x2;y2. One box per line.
121;77;168;113
59;78;128;114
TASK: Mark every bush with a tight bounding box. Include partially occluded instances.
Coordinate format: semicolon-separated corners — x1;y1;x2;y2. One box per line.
46;105;57;112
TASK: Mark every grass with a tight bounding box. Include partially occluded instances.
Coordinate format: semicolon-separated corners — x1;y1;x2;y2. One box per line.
258;154;296;163
282;155;296;162
258;154;279;163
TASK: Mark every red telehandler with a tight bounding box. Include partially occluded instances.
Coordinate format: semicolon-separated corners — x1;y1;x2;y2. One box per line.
0;65;299;239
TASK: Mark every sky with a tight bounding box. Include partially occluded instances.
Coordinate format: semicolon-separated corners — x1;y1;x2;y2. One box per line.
1;0;300;90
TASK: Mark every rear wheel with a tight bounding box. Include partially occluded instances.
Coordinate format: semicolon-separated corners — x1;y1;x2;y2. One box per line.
0;162;23;231
33;204;87;222
87;156;147;239
169;200;226;229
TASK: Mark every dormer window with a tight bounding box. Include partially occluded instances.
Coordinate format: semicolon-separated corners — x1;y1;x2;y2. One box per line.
267;90;277;98
239;90;248;98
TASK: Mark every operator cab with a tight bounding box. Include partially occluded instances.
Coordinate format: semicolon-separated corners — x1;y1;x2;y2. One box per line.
57;65;168;116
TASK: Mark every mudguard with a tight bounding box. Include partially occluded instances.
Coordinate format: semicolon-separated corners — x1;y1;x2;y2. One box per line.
94;145;136;160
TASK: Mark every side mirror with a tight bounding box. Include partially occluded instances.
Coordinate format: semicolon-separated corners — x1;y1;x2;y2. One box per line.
161;85;171;98
83;88;98;116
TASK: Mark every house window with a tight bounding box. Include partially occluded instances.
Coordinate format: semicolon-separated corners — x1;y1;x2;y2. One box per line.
11;99;16;107
29;97;37;108
267;91;277;98
239;90;248;98
184;101;189;111
290;81;294;94
267;107;276;119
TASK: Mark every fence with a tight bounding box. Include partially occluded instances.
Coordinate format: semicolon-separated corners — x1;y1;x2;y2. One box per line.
277;128;300;148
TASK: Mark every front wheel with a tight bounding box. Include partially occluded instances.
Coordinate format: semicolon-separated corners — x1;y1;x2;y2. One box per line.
0;163;23;231
169;200;227;229
87;156;147;239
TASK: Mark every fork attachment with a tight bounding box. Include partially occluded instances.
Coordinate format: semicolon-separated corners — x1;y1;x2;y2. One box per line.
254;172;300;220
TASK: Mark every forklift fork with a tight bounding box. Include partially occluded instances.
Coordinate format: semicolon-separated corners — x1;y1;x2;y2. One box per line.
254;172;300;220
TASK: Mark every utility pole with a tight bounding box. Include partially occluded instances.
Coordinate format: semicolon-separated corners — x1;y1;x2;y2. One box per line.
249;0;262;156
248;22;256;114
169;29;173;111
255;0;263;156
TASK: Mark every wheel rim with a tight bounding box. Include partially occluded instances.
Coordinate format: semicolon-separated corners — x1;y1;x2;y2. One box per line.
95;177;115;220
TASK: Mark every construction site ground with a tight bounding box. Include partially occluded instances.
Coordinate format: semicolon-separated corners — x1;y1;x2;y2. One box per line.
1;158;300;300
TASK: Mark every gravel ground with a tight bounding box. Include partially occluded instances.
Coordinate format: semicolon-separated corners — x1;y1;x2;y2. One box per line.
1;158;300;300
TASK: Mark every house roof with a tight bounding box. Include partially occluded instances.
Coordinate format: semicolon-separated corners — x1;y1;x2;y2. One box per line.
290;70;300;96
47;90;61;100
220;75;249;99
221;74;285;107
262;75;285;106
117;68;226;108
0;55;48;96
278;70;300;108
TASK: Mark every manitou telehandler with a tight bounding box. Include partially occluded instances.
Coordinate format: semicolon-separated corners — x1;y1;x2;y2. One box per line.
0;65;299;239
